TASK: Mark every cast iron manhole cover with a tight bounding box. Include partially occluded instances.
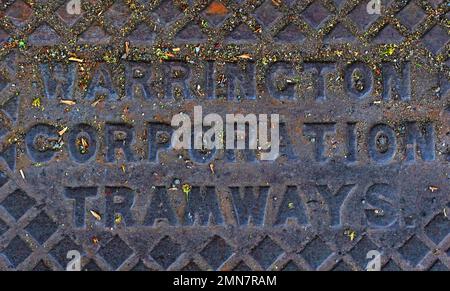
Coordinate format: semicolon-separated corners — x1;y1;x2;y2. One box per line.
0;0;448;271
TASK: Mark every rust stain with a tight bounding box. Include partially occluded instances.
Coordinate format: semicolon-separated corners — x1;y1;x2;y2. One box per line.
205;1;229;15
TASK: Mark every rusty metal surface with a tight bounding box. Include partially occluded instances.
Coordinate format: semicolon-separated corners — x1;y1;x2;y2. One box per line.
0;0;448;271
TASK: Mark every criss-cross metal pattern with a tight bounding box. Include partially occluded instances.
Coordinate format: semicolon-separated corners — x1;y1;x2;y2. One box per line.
0;0;448;271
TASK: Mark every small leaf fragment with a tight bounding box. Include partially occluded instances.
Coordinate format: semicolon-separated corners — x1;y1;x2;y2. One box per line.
90;210;102;221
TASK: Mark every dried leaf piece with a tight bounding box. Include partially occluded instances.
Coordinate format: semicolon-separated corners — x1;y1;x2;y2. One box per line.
92;236;100;245
182;183;192;193
77;137;89;154
182;183;192;201
344;229;357;241
272;0;282;7
429;186;439;192
125;41;130;55
69;56;84;63
32;97;41;108
115;213;123;224
238;53;252;60
81;137;88;148
90;210;102;221
60;99;76;106
91;98;103;107
58;127;68;136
